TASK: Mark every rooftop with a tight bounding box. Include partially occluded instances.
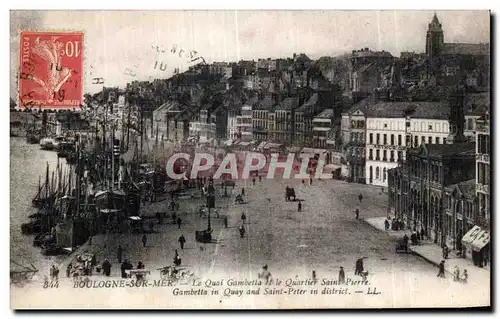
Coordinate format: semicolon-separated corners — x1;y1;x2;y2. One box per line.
422;142;476;157
315;108;334;119
442;43;490;56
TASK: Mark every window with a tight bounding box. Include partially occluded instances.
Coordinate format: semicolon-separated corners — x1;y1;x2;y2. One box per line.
406;122;411;127
383;150;387;161
414;136;419;146
369;149;373;160
391;134;395;145
383;134;387;145
406;135;411;146
428;124;433;131
384;123;388;128
376;150;380;161
390;150;395;162
397;151;403;162
429;136;433;144
376;167;380;179
376;134;380;145
443;138;447;144
369;133;373;144
398;135;402;146
383;168;387;182
467;118;473;130
436;137;440;144
421;136;425;144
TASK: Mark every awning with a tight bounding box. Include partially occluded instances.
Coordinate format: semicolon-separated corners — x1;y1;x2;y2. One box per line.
461;225;482;246
471;230;490;252
129;216;142;221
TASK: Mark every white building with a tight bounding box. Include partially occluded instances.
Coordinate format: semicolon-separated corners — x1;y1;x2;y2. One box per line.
364;101;450;187
236;105;253;142
189;109;217;144
366;117;406;187
227;110;239;141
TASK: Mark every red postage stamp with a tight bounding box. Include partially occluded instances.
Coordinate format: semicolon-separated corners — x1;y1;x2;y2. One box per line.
18;31;84;110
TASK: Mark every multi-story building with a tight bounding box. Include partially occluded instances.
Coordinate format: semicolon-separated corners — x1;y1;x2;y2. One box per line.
469;110;491;267
341;97;369;182
312;109;334;149
252;96;275;141
236;98;255;142
463;92;490;142
364;101;451;187
227;110;239;141
189;109;217;144
443;180;476;254
388;142;476;246
152;100;186;142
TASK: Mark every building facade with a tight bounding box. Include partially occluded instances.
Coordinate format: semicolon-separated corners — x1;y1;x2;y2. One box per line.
388;143;476;246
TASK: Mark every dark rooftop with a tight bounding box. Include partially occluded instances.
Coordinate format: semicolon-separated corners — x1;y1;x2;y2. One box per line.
423;142;476;157
315;108;334;119
442;43;490;56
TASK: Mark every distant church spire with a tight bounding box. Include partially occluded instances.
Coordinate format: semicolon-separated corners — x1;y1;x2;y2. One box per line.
426;13;444;60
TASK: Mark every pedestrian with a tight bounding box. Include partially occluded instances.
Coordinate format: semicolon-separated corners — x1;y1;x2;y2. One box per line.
241;188;245;196
453;266;460;282
258;265;272;284
437;260;446;278
310;177;313;185
355;258;364;276
224;216;228;228
178;235;186;250
102;259;111;277
339;266;346;284
252;177;256;186
52;265;59;281
442;245;449;259
239;225;245;238
176;217;182;229
142;234;148;248
174;250;181;266
66;263;72;278
358;193;363;203
312;270;317;282
298;201;302;212
259;175;262;182
355;209;359;220
117;245;123;263
136;261;145;281
384;219;390;231
241;213;247;223
172;211;177;224
461;269;468;283
403;234;409;253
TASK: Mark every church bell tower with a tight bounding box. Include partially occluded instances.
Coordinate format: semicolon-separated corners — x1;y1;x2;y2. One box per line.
425;13;444;60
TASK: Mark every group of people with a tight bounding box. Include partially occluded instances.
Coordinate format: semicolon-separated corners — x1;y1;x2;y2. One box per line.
437;260;468;283
66;252;98;279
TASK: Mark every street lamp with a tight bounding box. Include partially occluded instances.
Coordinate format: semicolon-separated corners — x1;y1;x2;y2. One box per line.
207;182;215;231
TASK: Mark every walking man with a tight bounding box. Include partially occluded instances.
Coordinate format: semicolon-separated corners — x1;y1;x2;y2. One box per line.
142;234;148;248
241;188;245;196
403;234;409;253
298;201;302;212
177;217;182;229
239;225;245;238
355;208;360;220
241;213;247;223
338;266;346;284
102;259;111;277
178;235;186;250
117;245;123;263
252;177;256;186
358;193;363;203
437;260;446;278
258;265;272;284
224;216;228;228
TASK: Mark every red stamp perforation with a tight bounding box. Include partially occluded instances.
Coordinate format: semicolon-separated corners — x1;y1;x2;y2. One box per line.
18;31;84;110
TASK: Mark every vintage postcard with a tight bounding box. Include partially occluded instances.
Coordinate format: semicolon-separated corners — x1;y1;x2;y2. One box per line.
9;10;491;309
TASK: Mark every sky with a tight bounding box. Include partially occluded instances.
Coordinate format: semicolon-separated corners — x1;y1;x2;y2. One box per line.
9;10;490;97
